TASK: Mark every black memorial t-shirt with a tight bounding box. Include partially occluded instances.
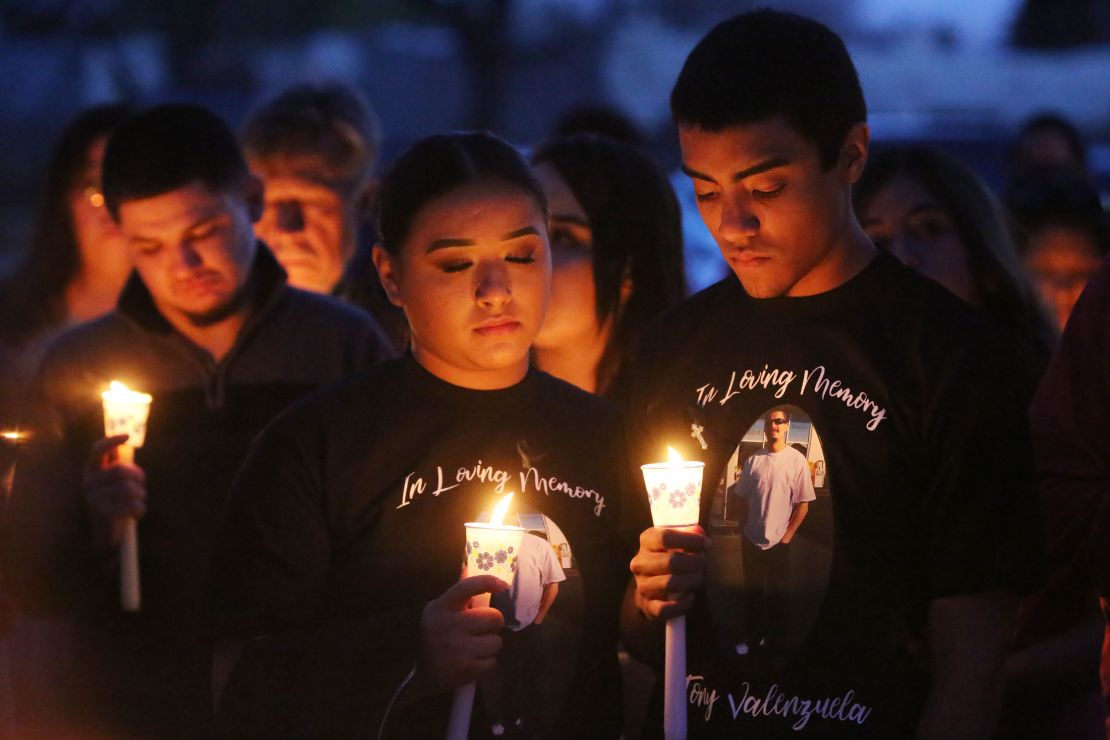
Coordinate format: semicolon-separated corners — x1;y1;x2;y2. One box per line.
622;253;1042;738
209;355;630;739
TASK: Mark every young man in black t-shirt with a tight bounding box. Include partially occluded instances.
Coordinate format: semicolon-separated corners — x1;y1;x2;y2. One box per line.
621;10;1042;739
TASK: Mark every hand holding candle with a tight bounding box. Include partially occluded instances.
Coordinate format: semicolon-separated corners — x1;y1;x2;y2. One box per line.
638;447;705;740
420;575;508;689
445;492;525;740
100;381;152;612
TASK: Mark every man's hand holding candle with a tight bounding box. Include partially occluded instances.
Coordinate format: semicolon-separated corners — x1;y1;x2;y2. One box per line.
629;525;710;621
81;434;147;553
415;574;509;697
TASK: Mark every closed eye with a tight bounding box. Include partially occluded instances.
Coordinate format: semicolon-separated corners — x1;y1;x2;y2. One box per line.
440;260;472;273
753;184;786;201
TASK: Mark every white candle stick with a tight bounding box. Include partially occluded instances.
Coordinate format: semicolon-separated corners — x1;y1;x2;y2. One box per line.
642;447;704;740
665;617;687;740
446;493;525;740
101;381;152;613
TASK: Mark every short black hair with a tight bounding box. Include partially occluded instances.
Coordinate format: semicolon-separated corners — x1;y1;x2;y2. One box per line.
377;131;545;257
670;9;866;169
102;103;248;220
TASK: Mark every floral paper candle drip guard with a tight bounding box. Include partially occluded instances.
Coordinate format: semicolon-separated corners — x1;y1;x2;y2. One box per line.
463;522;525;584
641;460;703;528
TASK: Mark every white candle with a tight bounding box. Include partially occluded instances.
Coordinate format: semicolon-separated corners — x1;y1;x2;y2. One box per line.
101;381;152;612
446;492;525;740
641;447;704;740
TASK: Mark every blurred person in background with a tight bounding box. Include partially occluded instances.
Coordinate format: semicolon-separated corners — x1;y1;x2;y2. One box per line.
0;103;134;424
529;134;686;397
553;103;646;146
1009;113;1090;178
241;82;407;349
1008;166;1108;333
854;145;1056;388
1024;252;1110;740
0;103;132;737
857;146;1102;737
551;103;727;295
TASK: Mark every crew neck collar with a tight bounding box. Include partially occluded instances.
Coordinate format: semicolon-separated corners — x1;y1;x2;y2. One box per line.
401;353;538;414
728;251;892;321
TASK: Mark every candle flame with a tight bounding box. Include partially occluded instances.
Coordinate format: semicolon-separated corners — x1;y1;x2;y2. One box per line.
667;446;683;463
1;430;25;442
490;492;515;526
102;381;152;404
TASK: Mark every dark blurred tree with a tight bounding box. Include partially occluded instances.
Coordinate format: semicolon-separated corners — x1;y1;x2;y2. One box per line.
1012;0;1110;49
2;0;129;37
418;0;622;131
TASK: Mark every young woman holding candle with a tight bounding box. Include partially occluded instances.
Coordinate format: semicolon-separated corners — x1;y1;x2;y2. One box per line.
209;132;631;739
529;134;686;397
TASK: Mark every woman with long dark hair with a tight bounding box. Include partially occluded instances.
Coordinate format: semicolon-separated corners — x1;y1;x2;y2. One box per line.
0;104;134;419
854;145;1055;382
530;134;686;397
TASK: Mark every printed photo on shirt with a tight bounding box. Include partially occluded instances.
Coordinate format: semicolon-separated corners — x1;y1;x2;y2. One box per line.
704;405;832;674
473;510;581;736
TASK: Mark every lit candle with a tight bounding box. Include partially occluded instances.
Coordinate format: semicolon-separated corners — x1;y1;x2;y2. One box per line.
641;447;704;740
0;429;31;504
101;381;152;612
446;492;526;740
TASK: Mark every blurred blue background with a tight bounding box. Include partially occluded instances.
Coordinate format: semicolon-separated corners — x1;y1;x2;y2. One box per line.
2;0;1109;270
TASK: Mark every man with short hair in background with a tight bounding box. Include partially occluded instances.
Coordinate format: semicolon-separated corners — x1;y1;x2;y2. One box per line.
242;82;406;349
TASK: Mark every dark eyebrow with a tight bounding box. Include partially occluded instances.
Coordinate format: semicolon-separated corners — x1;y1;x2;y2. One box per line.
427;238;474;253
501;225;541;241
682;157;791;184
549;213;590;228
426;225;541;253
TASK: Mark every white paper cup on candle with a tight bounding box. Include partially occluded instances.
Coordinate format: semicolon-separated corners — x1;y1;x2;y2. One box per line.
463;522;526;587
641;448;704;740
101;381;152;612
102;381;152;450
641;451;703;529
